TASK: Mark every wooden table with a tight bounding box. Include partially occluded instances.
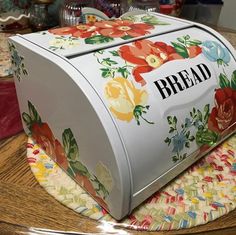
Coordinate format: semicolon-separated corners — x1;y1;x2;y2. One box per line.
1;29;236;235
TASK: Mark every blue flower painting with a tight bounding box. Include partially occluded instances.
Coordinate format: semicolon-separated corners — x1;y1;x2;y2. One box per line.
202;41;230;66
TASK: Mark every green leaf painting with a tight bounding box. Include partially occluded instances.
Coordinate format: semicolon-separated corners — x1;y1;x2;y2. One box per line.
140;15;170;25
22;101;42;130
9;42;28;81
102;58;118;66
100;68;114;78
69;161;90;178
165;104;218;163
171;42;189;58
171;35;202;59
28;101;42;124
85;35;114;44
231;70;236;89
94;50;133;79
219;73;230;88
109;50;119;57
62;128;79;162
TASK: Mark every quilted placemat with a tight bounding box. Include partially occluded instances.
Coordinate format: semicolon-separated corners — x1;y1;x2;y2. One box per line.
27;134;236;231
0;33;13;77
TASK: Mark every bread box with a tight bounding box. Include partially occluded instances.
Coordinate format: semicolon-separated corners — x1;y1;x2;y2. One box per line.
9;13;236;220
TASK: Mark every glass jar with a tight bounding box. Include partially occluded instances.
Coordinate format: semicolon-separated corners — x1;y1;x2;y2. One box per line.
60;0;94;26
128;0;159;12
30;3;49;31
94;0;122;18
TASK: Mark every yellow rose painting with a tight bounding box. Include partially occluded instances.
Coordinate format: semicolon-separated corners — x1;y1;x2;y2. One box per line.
104;77;154;125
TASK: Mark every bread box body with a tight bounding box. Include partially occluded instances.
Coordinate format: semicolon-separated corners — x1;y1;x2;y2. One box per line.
9;13;236;220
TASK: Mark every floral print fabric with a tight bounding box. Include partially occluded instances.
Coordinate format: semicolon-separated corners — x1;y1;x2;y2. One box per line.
27;134;236;231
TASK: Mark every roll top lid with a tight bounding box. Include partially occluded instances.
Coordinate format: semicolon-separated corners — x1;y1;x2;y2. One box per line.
20;13;191;57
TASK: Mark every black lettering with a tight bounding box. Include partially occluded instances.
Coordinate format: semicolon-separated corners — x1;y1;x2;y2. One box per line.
154;79;172;99
178;70;194;89
191;67;203;84
153;63;212;100
166;75;185;94
197;63;211;80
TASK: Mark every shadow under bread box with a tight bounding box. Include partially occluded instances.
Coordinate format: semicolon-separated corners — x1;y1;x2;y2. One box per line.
9;13;236;220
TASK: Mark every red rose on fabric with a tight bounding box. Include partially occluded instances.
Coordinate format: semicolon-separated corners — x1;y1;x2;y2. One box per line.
31;122;68;169
208;88;236;133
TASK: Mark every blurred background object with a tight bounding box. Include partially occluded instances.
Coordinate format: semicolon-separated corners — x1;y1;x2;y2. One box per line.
0;0;63;31
94;0;122;18
126;0;159;13
194;0;223;25
180;0;198;20
60;0;93;26
0;0;31;32
29;0;57;31
159;0;185;16
180;0;224;27
217;0;236;31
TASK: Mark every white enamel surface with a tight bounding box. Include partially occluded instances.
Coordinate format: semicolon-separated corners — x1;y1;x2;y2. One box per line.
20;13;191;57
70;27;236;196
10;36;131;220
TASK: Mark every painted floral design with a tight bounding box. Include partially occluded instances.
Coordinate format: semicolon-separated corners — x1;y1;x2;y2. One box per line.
119;40;169;86
121;14;170;26
164;38;235;163
169;35;202;60
47;15;169;46
104;77;153;125
49;36;80;51
94;20;154;39
94;35;203;125
96;35;201;99
95;162;113;194
202;41;231;66
22;101;112;211
31;122;68;169
8;42;28;81
201;41;235;135
94;50;131;79
118;35;202;85
208;72;236;134
49;24;98;38
165;105;218;163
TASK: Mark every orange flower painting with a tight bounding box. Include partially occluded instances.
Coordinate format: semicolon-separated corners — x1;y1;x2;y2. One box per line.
94;20;154;38
119;39;169;86
49;24;97;38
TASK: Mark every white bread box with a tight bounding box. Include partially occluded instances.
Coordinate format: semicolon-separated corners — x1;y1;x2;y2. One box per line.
9;13;236;220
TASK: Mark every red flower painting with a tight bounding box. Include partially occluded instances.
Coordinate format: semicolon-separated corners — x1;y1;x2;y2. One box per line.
208;87;236;133
49;24;97;38
22;101;110;211
48;27;78;36
94;19;154;38
31;122;68;169
119;39;169;85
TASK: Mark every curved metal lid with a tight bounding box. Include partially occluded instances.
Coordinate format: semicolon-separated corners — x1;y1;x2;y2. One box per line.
21;13;191;57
